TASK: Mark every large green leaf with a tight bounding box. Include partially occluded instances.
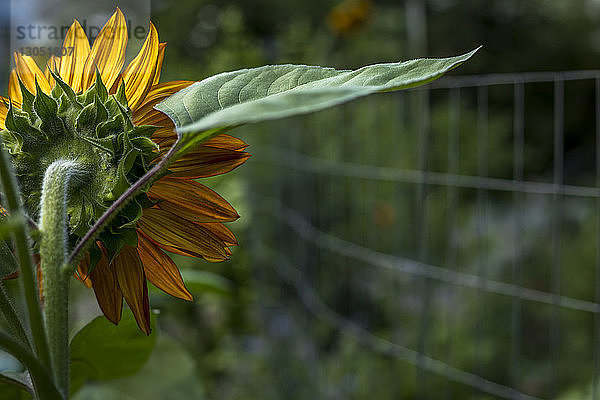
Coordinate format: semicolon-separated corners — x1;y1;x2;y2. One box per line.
71;335;205;400
69;312;157;395
156;48;479;151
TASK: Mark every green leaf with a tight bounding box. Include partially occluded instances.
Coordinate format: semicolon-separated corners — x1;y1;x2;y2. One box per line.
0;371;33;397
0;241;18;278
72;335;205;400
156;48;479;151
69;312;157;394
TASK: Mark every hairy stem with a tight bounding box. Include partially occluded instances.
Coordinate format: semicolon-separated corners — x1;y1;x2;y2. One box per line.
39;160;87;397
0;281;31;350
0;144;51;368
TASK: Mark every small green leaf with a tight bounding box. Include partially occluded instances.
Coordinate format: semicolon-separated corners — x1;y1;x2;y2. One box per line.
0;241;19;279
0;371;33;397
156;48;479;151
69;312;157;395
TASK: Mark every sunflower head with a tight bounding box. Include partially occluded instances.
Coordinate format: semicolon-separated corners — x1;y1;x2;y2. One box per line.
2;69;159;242
1;8;250;334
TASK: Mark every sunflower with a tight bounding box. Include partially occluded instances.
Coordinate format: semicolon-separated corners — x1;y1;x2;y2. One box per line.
1;9;250;334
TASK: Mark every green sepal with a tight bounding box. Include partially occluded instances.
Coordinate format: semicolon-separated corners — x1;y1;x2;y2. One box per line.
110;147;140;199
47;67;82;110
96;117;124;139
131;125;158;138
87;242;102;275
75;94;110;133
33;79;67;137
115;80;129;109
0;129;24;155
94;69;108;103
16;76;35;118
131;136;159;154
6;103;33;134
115;197;143;229
115;100;134;131
93;95;109;126
80;135;116;154
75;101;96;132
99;227;137;263
33;78;58;120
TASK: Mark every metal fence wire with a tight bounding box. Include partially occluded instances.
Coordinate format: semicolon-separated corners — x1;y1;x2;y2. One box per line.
243;70;600;400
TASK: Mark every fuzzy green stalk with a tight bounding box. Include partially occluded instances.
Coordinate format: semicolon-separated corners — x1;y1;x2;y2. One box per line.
39;160;88;396
0;143;52;369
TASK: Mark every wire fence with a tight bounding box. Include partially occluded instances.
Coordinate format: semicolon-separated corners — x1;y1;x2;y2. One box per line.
243;70;600;400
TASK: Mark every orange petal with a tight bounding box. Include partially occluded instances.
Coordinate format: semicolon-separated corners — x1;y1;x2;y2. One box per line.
82;8;128;91
137;232;193;301
14;52;52;94
149;178;239;223
198;223;238;247
74;253;92;288
8;70;23;105
138;208;230;261
113;245;151;335
57;20;91;93
90;247;123;325
153;43;167;86
202;134;249;151
167;146;251;179
132;80;194;123
119;23;159;111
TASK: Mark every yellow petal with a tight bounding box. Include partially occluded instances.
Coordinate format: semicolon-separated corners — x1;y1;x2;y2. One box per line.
114;245;151;335
149;178;239;223
138;208;230;261
57;20;91;93
0;98;9;129
8;70;23;105
137;232;193;301
14;52;52;94
82;8;128;91
44;55;56;87
119;23;159;111
153;42;167;85
90;246;123;325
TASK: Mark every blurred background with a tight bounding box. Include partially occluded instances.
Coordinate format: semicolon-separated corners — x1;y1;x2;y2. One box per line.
3;0;600;399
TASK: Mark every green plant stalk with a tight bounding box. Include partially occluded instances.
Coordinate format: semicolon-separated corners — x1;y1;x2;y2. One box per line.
0;144;51;368
0;281;31;349
0;330;63;400
39;160;86;397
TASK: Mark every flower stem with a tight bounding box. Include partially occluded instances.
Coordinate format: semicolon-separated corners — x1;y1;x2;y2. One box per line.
0;145;52;369
39;160;87;397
